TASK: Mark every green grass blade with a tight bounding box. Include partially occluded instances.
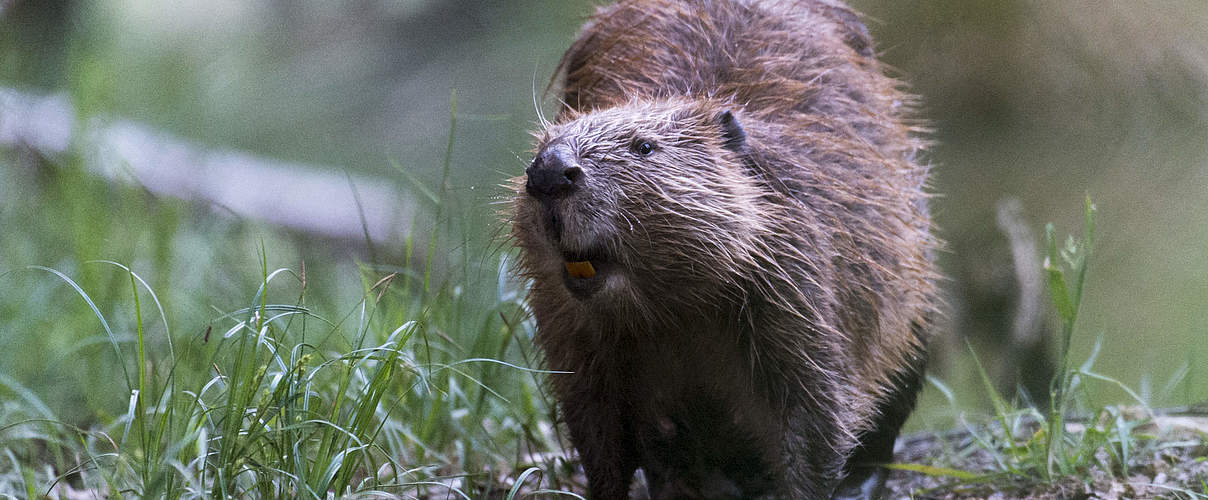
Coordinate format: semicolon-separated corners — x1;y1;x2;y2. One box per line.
27;265;133;390
885;463;982;481
507;466;543;500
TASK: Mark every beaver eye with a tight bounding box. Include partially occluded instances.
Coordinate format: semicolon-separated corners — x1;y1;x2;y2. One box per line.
633;140;656;156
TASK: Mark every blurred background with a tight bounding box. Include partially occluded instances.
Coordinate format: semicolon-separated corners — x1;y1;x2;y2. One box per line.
2;0;1206;428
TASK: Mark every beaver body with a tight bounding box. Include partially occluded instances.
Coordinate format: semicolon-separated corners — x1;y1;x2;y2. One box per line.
509;1;938;498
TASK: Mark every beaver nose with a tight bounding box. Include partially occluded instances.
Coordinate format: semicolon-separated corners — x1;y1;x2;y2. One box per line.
525;146;582;201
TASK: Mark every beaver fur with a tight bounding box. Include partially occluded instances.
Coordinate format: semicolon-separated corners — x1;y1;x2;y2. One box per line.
508;0;938;498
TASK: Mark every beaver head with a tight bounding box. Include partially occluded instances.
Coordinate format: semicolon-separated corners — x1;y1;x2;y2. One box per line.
511;98;777;320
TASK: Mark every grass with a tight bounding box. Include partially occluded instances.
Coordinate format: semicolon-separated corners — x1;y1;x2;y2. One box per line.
892;198;1208;498
0;130;583;497
2;259;574;498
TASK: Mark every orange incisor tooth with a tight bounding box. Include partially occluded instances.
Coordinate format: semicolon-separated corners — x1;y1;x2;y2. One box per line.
564;261;597;278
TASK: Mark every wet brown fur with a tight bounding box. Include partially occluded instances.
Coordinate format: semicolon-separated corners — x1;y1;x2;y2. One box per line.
507;0;938;498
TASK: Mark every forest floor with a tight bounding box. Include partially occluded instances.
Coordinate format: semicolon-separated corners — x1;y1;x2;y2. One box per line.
884;412;1208;499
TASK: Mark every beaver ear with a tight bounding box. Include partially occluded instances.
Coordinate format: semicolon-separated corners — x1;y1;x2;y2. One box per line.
717;110;746;152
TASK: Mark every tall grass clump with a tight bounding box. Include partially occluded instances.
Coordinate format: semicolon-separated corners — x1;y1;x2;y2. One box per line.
0;108;579;498
4;251;569;498
0;220;574;498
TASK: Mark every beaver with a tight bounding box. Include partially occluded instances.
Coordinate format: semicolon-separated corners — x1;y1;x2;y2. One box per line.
508;0;938;498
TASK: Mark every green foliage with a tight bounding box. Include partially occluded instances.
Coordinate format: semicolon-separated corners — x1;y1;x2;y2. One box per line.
904;198;1208;498
4;254;570;498
0;135;575;498
1043;195;1097;479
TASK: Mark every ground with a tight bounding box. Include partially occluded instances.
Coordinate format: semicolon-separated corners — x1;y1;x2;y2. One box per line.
885;413;1208;499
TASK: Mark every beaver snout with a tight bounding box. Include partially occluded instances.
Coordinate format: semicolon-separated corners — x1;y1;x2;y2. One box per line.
525;145;582;203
